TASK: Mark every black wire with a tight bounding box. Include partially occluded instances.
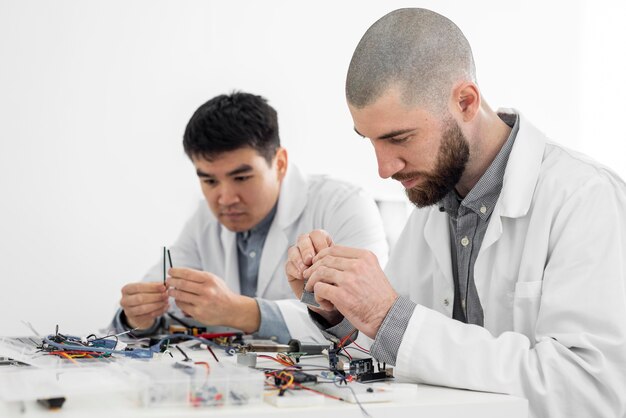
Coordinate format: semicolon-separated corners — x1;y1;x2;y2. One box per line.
167;312;193;328
176;345;191;361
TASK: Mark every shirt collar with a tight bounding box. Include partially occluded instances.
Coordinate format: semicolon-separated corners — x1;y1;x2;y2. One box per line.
441;113;520;221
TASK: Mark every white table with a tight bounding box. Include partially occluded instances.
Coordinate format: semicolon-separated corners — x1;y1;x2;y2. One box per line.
0;338;528;418
1;384;527;418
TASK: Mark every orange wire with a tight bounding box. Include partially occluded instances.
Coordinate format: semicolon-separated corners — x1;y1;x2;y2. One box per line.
338;328;358;348
57;352;78;364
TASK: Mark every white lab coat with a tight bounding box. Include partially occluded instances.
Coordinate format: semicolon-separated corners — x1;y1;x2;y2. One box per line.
385;111;626;417
143;164;388;342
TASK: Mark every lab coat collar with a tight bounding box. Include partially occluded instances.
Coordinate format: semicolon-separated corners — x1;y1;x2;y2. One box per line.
496;109;546;219
256;164;308;297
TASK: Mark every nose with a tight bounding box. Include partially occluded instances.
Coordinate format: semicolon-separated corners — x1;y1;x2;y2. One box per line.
373;142;404;179
217;184;240;206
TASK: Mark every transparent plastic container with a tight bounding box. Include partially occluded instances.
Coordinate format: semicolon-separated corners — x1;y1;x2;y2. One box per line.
128;361;264;408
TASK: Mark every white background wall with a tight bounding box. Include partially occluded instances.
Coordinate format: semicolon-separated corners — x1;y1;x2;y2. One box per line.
1;0;624;336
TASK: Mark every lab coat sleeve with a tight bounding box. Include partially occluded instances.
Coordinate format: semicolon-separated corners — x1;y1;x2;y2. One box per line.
392;176;626;417
274;299;328;343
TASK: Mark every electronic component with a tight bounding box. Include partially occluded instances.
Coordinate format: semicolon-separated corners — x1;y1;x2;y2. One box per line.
273;370;317;387
349;358;393;382
37;397;66;410
328;342;342;374
288;339;328;355
300;289;320;307
237;352;257;367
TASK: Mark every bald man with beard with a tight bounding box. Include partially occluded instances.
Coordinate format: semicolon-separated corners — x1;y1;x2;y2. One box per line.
285;8;626;418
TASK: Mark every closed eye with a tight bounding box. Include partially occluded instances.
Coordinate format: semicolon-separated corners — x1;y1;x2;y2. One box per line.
234;175;252;182
388;136;410;145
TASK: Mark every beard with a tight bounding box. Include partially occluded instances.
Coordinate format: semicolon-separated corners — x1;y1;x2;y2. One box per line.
394;120;470;208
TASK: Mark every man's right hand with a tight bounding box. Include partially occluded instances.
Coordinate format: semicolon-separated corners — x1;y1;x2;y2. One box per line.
120;282;169;330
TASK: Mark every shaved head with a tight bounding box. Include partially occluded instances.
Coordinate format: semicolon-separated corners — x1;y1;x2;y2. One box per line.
346;8;476;114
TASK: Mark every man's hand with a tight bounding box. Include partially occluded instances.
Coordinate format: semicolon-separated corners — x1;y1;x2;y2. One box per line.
305;246;398;339
285;229;333;298
120;282;169;330
166;268;260;333
285;229;343;325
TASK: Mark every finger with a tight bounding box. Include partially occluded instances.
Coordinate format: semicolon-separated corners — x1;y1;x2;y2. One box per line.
306;265;343;290
286;245;307;279
124;300;168;318
166;277;205;295
285;259;304;282
303;255;355;279
121;291;168;309
127;306;167;328
296;234;317;265
169;287;201;305
313;282;341;310
168;267;209;283
309;229;333;253
312;245;369;263
122;282;166;296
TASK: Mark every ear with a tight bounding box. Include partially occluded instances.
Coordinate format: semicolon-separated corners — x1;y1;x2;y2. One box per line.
274;147;288;181
451;82;480;122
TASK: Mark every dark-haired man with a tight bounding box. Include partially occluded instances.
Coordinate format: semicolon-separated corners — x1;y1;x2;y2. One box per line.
112;92;388;343
286;8;626;417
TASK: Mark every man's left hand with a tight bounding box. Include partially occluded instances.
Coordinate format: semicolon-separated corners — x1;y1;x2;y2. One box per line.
166;267;260;333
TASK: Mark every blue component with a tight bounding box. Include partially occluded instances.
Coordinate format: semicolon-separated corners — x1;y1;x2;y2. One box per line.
90;339;117;349
123;349;154;359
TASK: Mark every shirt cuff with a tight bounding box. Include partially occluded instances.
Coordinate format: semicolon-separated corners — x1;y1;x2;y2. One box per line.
255;298;292;344
369;296;416;366
308;309;358;343
111;308;164;338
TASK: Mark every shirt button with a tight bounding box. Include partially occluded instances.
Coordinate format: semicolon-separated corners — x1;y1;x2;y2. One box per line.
480;205;487;214
461;299;466;310
461;236;470;246
249;251;256;258
443;298;450;306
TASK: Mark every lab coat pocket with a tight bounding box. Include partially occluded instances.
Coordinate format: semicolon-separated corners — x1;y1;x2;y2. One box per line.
513;280;543;343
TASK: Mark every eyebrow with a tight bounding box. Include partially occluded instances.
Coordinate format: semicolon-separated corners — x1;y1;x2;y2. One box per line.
353;127;416;140
196;164;254;178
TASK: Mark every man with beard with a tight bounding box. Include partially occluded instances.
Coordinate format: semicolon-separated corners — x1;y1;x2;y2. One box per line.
285;8;626;418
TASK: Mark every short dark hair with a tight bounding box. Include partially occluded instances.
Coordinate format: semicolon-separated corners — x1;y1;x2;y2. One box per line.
183;91;280;164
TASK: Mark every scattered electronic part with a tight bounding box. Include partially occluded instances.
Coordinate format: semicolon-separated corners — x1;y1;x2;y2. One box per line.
273;370;318;387
300;289;320;307
349;358;393;382
37;397;66;410
288;339;327;355
237;352;257;368
328;341;342;374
